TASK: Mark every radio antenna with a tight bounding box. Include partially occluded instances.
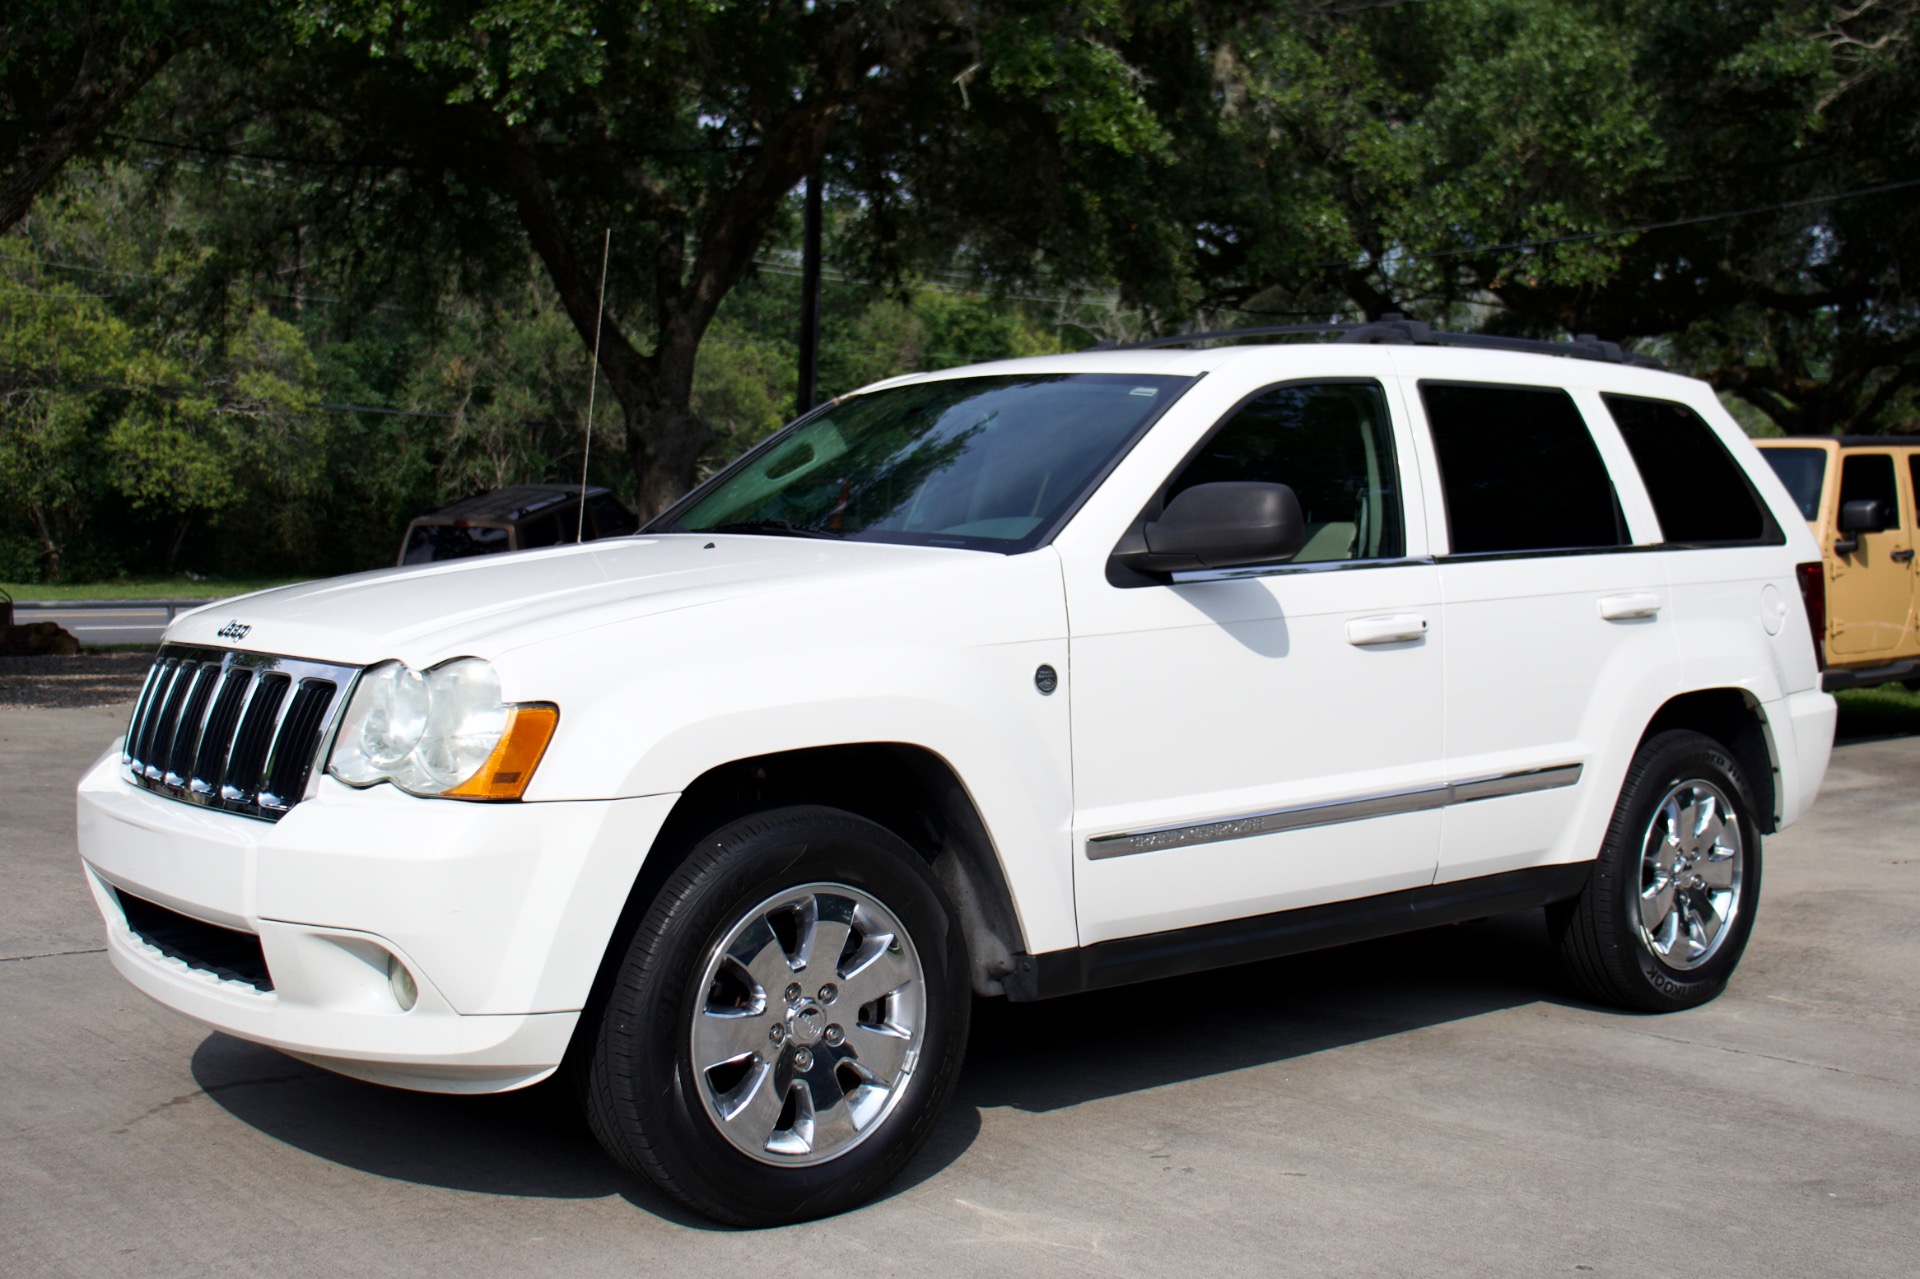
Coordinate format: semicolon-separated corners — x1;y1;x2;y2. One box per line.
577;228;611;543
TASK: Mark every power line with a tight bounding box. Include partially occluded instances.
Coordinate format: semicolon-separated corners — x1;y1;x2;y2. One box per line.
1358;175;1920;269
1303;0;1448;14
0;363;573;426
104;130;764;169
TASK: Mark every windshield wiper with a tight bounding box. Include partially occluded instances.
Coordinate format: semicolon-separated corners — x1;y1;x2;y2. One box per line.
706;519;842;539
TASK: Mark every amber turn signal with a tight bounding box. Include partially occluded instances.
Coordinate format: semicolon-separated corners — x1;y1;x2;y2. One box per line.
444;705;559;800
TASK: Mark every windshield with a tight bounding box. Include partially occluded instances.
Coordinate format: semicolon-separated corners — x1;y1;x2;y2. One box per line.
664;373;1192;550
1760;448;1827;521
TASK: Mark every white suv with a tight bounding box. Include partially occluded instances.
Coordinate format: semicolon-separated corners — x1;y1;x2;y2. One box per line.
77;319;1836;1225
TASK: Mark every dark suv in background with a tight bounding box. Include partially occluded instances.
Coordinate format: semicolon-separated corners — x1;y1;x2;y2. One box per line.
397;484;639;565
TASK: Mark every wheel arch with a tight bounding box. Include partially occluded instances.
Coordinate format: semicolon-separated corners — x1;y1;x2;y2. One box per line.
1640;688;1779;832
579;743;1027;1030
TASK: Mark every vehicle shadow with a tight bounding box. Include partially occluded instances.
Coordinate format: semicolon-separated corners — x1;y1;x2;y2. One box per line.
193;910;1569;1226
955;909;1558;1115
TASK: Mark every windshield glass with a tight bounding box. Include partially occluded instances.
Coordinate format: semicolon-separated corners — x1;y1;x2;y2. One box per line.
1760;448;1827;521
665;373;1191;550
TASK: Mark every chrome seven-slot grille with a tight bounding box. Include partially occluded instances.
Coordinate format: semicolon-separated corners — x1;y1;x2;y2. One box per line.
123;645;360;821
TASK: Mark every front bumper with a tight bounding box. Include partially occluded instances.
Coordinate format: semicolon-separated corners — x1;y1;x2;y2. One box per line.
77;746;678;1093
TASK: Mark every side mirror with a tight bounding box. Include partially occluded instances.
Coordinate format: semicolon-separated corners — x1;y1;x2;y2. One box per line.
1838;499;1889;535
1113;481;1306;576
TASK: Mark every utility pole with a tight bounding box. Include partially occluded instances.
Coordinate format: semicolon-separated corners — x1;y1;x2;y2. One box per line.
796;171;823;417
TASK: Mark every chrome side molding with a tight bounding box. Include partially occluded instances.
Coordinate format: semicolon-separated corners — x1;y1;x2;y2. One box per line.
1085;764;1583;860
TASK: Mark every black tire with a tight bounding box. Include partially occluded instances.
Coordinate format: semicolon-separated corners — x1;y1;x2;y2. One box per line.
1549;730;1762;1012
583;805;970;1226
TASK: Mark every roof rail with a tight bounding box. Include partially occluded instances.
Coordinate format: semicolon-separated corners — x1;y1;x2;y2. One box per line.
1106;313;1664;369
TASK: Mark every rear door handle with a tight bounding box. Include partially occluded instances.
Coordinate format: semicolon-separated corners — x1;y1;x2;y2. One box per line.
1346;614;1429;646
1893;549;1915;563
1599;592;1663;621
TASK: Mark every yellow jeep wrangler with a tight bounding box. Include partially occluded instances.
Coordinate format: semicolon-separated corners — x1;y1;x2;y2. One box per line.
1757;436;1920;689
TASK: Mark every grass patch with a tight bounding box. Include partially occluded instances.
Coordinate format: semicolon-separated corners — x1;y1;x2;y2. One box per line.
2;577;310;602
1834;682;1920;739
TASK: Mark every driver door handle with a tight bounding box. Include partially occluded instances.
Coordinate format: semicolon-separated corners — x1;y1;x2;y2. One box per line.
1599;592;1663;621
1346;614;1429;646
1893;548;1915;563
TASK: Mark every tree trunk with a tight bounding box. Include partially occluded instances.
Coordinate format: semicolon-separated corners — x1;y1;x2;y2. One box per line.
27;503;61;583
625;399;713;520
625;334;712;519
165;515;192;572
0;25;179;235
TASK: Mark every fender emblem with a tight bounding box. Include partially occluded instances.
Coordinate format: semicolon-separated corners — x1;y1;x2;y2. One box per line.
216;620;252;641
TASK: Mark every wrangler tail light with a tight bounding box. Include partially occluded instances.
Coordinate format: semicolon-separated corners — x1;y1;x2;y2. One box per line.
1795;561;1827;671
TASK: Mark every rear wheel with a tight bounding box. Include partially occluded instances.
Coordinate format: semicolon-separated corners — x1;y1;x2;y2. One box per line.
583;805;969;1226
1550;730;1762;1012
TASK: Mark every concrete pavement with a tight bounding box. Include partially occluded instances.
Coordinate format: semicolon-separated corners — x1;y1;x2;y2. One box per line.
3;703;1916;1276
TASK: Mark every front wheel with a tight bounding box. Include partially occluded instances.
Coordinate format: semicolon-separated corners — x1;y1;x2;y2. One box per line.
582;805;970;1226
1549;730;1762;1012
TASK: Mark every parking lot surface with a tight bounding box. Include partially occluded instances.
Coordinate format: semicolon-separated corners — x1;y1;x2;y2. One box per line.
3;701;1916;1277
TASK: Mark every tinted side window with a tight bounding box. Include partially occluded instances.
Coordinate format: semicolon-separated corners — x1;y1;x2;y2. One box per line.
589;494;637;538
403;523;509;563
1840;453;1901;529
1421;382;1624;555
1911;455;1920;528
1601;394;1776;545
516;512;565;549
1761;448;1827;521
1169;381;1404;562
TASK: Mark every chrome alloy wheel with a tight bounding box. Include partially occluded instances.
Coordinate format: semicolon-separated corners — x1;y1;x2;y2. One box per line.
690;882;925;1166
1635;779;1744;971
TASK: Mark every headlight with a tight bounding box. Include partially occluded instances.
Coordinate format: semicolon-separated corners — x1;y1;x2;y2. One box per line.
328;658;557;800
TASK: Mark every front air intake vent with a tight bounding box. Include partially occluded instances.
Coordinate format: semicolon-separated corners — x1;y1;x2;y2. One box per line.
115;889;274;992
123;645;359;821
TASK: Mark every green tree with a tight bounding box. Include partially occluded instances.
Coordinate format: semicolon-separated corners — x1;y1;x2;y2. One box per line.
2;181;334;578
0;1;266;234
0;246;139;579
107;306;330;568
191;0;1176;514
1173;0;1920;434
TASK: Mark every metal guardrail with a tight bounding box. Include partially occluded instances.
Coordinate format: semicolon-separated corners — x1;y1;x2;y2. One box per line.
11;599;219;623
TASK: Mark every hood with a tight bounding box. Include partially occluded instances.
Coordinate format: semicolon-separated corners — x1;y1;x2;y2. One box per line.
165;535;986;668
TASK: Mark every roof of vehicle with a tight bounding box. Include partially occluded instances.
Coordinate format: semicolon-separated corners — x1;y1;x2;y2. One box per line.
855;314;1683;399
412;484;617;525
1103;314;1664;368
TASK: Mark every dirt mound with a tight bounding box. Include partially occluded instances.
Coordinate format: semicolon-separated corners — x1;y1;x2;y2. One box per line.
0;621;81;657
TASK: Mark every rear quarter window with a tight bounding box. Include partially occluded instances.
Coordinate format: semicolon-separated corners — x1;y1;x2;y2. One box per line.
1419;382;1624;555
1602;394;1780;545
1759;448;1828;522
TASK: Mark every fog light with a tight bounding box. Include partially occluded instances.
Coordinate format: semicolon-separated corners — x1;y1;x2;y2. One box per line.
388;955;418;1011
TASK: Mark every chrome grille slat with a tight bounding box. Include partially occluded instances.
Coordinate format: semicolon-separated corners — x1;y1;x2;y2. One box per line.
132;658;184;776
189;669;253;797
221;672;291;807
122;663;167;766
259;679;338;812
123;645;360;823
143;661;196;781
162;664;221;788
